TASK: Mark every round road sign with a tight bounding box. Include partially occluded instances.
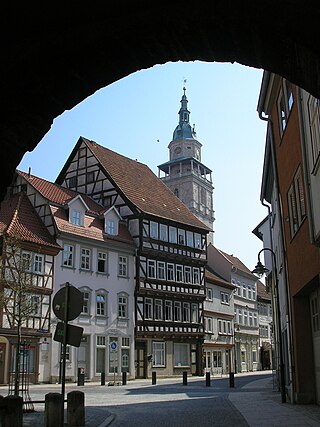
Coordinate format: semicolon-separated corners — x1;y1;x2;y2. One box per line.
53;284;83;321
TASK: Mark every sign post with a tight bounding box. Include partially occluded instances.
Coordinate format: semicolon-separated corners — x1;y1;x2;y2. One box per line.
110;340;118;385
52;283;83;425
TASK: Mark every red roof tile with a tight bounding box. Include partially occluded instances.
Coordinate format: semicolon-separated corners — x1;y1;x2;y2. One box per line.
0;193;60;250
257;280;271;301
205;269;235;289
219;249;254;276
17;170;103;214
82;138;209;231
51;206;134;246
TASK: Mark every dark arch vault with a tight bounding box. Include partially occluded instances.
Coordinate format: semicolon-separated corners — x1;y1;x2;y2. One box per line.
1;1;320;198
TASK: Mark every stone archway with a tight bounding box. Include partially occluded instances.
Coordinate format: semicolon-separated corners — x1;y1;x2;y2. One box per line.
1;1;319;198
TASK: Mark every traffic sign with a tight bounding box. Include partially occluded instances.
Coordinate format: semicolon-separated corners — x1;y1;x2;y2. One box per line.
54;322;84;347
53;284;83;321
110;340;118;352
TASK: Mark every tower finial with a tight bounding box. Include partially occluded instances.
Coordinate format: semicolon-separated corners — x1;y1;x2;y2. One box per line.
183;79;187;95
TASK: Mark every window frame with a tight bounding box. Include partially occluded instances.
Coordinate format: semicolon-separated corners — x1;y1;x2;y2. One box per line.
118;255;128;277
80;247;91;271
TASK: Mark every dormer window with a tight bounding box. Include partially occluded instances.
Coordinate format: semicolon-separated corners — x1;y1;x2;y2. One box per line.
72;210;82;226
104;206;121;236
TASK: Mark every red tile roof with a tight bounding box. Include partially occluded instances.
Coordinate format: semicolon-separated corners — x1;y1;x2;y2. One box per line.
81;138;209;231
257;280;271;301
51;206;134;246
205;269;235;289
0;193;60;250
17;170;103;214
219;249;254;276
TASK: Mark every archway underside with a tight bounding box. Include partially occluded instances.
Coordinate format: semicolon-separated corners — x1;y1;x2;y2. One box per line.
1;1;320;198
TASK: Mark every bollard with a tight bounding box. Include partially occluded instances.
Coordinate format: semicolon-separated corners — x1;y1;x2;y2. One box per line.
152;371;156;385
45;393;63;427
229;372;235;388
3;395;22;427
205;371;211;387
77;367;85;386
183;371;188;385
101;372;105;386
67;391;85;427
122;371;127;386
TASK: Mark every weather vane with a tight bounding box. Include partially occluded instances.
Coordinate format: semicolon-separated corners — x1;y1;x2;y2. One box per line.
183;78;187;94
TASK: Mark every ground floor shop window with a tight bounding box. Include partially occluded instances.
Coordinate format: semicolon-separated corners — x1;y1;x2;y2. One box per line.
153;341;165;367
174;343;189;367
213;351;222;368
121;337;130;372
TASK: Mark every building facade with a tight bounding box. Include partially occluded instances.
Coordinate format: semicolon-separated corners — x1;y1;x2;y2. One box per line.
158;87;215;243
9;170;136;383
203;269;235;375
55;136;210;378
257;71;320;403
257;281;273;370
0;192;60;384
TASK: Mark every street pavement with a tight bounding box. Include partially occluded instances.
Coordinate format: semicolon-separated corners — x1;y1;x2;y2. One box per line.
1;371;320;426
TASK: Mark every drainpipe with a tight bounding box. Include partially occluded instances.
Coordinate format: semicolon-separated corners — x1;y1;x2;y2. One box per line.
258;109;295;403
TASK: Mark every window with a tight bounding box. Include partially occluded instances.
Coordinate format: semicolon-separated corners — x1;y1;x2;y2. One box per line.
145;298;153;319
186;231;194;247
148;260;156;278
220;292;229;305
176;265;183;282
247;286;252;300
277;89;287;135
253;312;258;326
278;79;294;138
183;302;190;322
71;210;82;226
63;244;74;267
191;303;198;323
193;268;200;284
154;299;163;320
87;171;95;184
252;286;256;301
184;266;192;283
259;325;269;338
242;284;247;298
311;293;320;333
178;229;185;245
96;293;106;316
96;336;106;374
32;295;41;316
218;319;232;335
249;312;253;326
307;95;320;169
174;343;189;367
238;307;243;324
165;300;172;321
157;261;166;280
174;301;181;321
118;256;128;277
97;251;107;274
32;254;44;273
81;290;90;314
159;224;168;241
107;220;116;235
287;166;306;237
167;263;175;281
153;342;165;367
200;188;206;205
169;226;177;244
207;287;213;300
285;80;294;112
243;310;248;325
194;233;201;249
118;294;128;318
252;350;257;363
150;221;158;239
80;248;91;270
205;317;213;333
21;251;31;271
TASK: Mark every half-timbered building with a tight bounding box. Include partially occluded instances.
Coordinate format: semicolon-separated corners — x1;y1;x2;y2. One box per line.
9;171;136;382
0;192;61;384
55;136;210;377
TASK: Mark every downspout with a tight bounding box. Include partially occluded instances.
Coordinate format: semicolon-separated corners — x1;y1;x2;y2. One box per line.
258;109;295;403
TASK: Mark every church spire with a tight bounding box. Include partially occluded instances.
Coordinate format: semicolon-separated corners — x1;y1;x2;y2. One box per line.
172;84;197;141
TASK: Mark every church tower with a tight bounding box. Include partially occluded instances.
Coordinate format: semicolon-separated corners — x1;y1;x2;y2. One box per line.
158;86;215;243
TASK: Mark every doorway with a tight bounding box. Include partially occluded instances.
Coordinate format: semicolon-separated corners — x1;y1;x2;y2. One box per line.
135;342;146;378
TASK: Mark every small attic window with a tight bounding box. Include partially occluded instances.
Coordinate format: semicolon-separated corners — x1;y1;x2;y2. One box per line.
107;219;116;235
71;210;83;226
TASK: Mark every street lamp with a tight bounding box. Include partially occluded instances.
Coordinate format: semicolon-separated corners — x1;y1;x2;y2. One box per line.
252;248;286;404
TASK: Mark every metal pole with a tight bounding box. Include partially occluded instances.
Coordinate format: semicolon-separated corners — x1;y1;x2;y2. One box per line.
61;282;70;424
257;249;286;403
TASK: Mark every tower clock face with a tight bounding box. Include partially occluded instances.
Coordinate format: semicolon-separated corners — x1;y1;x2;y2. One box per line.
174;147;182;155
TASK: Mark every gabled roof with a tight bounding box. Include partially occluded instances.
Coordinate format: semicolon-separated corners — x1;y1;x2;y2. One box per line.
257;280;271;301
57;137;209;231
0;192;60;250
219;249;254;276
17;170;103;214
205;268;235;290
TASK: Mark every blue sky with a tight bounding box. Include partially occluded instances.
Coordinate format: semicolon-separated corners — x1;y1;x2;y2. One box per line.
19;61;267;270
